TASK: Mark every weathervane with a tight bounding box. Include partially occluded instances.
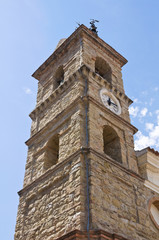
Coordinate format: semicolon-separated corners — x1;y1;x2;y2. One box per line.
89;19;99;35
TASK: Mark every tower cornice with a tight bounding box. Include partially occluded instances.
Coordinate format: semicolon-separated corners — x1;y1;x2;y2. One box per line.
32;24;127;80
30;65;133;121
18;147;144;197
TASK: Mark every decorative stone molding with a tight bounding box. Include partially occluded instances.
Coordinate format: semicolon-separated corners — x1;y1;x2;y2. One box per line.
149;197;159;229
29;64;133;124
136;147;159;193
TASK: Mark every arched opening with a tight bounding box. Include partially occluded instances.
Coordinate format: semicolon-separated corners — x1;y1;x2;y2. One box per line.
95;57;112;83
54;66;64;89
103;126;122;163
150;198;159;229
44;134;59;169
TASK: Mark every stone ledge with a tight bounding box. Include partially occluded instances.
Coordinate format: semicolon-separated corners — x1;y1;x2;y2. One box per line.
18;147;144;197
30;64;132;121
18;148;82;197
26;97;81;146
55;229;129;240
89;148;143;182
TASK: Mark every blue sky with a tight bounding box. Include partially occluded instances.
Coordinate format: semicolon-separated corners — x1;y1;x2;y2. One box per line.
0;1;159;239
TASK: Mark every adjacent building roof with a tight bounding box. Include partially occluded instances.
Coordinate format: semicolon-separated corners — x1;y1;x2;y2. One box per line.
136;147;159;157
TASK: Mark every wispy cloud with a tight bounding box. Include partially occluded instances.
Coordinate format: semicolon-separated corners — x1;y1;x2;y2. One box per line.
133;98;138;103
23;87;33;95
141;90;148;96
149;98;154;106
135;131;156;150
154;87;158;92
140;107;148;117
145;122;154;131
135;111;159;150
129;106;139;118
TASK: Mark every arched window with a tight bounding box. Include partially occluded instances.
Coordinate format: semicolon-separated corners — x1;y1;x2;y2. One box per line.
44;134;59;169
54;66;64;89
103;126;122;163
95;57;112;83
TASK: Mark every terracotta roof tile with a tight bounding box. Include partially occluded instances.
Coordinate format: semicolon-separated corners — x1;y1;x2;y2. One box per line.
147;147;159;156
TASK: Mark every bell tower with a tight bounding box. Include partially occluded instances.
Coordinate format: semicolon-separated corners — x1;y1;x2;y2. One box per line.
14;25;159;240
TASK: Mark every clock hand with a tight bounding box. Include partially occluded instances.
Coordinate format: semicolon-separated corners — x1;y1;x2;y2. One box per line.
110;102;117;107
107;98;117;107
107;97;111;106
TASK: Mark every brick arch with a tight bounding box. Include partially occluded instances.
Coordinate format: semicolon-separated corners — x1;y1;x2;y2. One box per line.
103;125;122;163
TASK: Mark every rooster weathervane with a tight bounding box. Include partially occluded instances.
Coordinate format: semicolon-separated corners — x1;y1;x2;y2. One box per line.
89;19;99;35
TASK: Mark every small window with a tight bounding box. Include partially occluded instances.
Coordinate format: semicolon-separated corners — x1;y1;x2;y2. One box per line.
54;66;64;90
103;126;122;163
44;134;59;169
95;57;112;83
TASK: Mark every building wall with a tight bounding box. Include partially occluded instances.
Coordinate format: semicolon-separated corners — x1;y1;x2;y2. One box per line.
24;75;85;187
15;154;87;240
82;32;125;94
89;152;159;240
87;68;138;173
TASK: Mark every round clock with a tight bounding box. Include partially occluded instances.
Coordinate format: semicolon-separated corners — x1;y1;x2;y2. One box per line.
100;88;121;115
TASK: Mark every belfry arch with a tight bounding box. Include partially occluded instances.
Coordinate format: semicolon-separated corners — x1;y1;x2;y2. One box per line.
44;134;59;170
54;65;64;89
103;125;122;163
95;57;112;83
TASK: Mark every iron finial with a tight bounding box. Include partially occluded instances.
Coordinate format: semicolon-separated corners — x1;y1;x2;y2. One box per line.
89;19;99;35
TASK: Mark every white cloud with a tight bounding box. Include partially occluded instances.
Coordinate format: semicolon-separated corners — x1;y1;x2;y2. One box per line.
135;131;155;150
149;98;154;106
145;123;154;131
140;107;148;117
149;126;159;140
135;118;159;151
24;87;33;95
155;110;159;124
133;98;138;103
129;106;139;118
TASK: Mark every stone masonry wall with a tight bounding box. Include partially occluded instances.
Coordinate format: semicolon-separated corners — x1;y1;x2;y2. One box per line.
24;69;88;187
87;68;131;124
88;99;138;174
89;152;159;240
35;38;82;107
15;154;87;240
24;106;82;187
30;75;83;136
82;33;125;94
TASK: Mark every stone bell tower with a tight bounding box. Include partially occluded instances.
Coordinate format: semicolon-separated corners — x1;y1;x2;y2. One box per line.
15;25;159;240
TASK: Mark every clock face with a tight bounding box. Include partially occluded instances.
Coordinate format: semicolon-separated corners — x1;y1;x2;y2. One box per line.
100;88;121;115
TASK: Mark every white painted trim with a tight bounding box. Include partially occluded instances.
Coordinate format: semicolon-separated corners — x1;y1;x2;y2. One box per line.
144;180;159;194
